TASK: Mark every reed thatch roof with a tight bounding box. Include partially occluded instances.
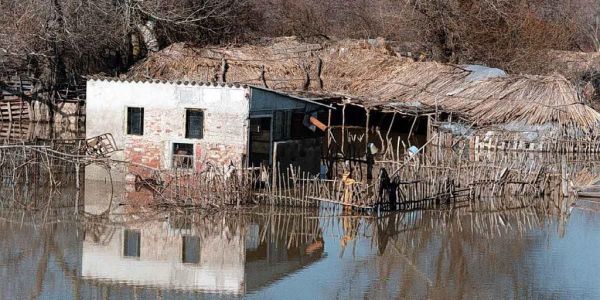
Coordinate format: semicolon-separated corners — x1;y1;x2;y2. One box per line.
127;37;600;131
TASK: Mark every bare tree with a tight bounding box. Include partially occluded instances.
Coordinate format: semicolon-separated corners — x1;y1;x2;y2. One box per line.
0;0;258;82
568;0;600;52
2;0;599;83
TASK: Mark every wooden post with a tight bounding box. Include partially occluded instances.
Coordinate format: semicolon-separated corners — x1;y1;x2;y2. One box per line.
327;109;332;149
18;76;23;122
365;108;370;154
408;114;418;147
341;103;346;156
7;102;12;122
385;112;396;153
260;65;268;88
220;58;228;83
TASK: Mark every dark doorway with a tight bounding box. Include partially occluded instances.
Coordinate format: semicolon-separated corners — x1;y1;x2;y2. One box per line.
249;117;271;167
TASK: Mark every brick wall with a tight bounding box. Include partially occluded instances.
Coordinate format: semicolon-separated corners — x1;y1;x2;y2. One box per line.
86;81;250;181
123;102;248;178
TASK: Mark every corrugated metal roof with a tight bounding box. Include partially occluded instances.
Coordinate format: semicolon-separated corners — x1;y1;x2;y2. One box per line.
86;76;248;88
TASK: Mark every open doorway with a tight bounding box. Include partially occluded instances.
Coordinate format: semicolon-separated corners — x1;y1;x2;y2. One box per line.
248;117;272;167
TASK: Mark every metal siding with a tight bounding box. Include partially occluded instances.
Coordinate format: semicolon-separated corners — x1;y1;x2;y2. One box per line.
249;88;320;116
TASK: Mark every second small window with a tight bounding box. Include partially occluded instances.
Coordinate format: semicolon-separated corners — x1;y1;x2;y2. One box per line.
127;107;144;135
185;109;204;139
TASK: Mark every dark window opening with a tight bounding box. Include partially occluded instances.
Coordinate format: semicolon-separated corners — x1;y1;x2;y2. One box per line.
127;107;144;135
272;110;291;141
185;109;204;139
182;235;200;264
123;229;141;258
173;143;194;169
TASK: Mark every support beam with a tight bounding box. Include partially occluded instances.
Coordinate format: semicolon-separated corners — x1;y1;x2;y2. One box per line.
341;103;346;155
365;108;370;154
408;114;418;147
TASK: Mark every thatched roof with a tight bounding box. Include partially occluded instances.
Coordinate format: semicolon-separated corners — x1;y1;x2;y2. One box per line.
127;37;600;131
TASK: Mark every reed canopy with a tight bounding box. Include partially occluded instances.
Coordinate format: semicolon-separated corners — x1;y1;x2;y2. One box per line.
127;37;600;133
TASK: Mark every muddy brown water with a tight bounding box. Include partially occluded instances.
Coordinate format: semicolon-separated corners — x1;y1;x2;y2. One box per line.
1;180;600;300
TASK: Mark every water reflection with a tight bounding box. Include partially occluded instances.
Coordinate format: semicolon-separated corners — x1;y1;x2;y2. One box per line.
81;216;248;294
1;177;600;298
80;182;325;296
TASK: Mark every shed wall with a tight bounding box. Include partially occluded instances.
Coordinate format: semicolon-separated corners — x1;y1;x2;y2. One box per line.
250;88;322;116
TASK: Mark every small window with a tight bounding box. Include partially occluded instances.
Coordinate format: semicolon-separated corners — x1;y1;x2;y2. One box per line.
182;235;200;264
185;109;204;139
127;107;144;135
123;229;141;258
173;143;194;169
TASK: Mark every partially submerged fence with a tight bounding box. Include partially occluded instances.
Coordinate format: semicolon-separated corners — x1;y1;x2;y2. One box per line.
0;138;581;214
127;149;573;213
432;123;600;154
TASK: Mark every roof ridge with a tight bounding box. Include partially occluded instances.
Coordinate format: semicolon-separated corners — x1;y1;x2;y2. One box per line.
86;76;247;88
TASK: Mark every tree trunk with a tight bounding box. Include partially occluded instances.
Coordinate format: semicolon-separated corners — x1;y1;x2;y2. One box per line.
137;20;159;52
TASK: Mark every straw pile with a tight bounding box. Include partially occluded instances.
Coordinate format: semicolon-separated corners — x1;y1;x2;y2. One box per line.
347;63;600;130
127;37;600;131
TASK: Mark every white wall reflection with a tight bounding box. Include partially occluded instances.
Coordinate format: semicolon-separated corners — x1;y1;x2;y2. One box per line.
81;221;246;294
81;180;324;295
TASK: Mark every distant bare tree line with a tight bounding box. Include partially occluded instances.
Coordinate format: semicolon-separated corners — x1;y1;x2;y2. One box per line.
2;0;600;84
0;0;257;85
259;0;600;72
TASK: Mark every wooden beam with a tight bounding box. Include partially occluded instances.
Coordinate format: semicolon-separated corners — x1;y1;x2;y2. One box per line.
341;103;346;155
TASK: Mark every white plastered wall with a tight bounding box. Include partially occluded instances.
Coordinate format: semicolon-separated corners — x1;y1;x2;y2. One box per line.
85;80;249;181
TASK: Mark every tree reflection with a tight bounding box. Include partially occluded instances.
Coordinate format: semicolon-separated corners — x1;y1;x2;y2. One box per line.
338;206;564;299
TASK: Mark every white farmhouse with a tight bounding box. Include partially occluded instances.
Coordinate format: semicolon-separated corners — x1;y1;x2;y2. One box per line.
85;78;330;181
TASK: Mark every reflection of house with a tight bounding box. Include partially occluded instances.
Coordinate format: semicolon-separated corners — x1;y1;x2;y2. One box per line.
244;227;324;291
85;78;331;181
82;191;324;294
81;220;324;294
82;221;246;293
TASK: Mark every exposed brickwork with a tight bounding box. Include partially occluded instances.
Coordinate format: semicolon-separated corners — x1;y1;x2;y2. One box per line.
194;142;245;171
123;106;247;178
85;81;250;182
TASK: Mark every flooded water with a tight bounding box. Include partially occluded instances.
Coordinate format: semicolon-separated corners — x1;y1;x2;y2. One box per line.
2;124;600;299
1;180;600;300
